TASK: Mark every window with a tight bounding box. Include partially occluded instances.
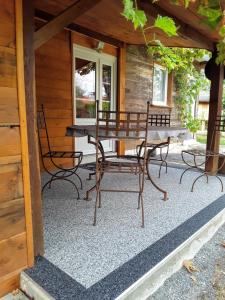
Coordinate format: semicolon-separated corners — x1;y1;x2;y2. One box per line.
152;64;168;106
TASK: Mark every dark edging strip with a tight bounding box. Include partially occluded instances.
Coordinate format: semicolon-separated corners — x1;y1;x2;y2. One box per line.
25;256;86;300
25;194;225;300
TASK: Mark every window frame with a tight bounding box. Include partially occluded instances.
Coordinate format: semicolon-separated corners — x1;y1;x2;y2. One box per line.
152;63;168;106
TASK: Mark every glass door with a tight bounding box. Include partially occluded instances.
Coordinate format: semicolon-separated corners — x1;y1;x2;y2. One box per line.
75;57;97;123
73;45;117;154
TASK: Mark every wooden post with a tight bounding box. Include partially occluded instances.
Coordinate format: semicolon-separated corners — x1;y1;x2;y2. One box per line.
205;52;224;173
117;45;126;155
21;0;44;257
167;71;174;108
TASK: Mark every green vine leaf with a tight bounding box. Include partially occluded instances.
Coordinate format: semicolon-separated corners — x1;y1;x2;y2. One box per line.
133;9;147;29
153;15;178;37
216;39;225;64
219;25;225;37
121;0;225;64
184;0;191;8
197;5;222;29
122;0;147;29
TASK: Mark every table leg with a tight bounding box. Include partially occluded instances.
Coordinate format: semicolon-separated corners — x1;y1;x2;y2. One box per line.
84;136;105;200
146;148;168;201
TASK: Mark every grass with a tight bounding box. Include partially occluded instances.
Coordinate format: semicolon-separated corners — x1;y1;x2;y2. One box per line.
196;134;225;146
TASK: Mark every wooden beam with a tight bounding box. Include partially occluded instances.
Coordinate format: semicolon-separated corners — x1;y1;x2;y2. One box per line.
117;45;126;155
18;0;44;258
140;0;214;51
35;9;124;48
34;0;103;50
205;51;224;173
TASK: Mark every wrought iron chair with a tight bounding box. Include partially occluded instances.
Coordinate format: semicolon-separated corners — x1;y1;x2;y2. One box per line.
37;105;83;199
180;115;225;192
93;100;150;227
137;113;171;178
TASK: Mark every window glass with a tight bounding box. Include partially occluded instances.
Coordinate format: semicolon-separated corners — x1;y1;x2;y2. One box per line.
75;58;96;118
153;65;168;105
102;64;112;111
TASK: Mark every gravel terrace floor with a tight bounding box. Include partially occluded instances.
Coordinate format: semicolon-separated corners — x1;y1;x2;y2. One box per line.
42;162;225;289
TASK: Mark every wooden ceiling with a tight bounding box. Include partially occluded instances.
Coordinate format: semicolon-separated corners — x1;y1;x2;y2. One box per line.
34;0;221;50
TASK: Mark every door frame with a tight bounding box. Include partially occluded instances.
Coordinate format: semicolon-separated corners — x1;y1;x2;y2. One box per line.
72;44;117;153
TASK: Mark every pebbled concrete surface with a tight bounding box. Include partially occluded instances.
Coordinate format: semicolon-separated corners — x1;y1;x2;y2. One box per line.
42;164;225;288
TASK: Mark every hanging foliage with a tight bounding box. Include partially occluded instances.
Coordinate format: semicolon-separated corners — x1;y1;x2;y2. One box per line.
121;0;225;132
122;0;225;64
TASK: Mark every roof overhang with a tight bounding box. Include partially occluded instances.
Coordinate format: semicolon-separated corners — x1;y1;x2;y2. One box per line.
34;0;220;51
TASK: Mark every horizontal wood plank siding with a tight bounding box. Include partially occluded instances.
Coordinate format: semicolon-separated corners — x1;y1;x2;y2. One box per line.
0;272;20;298
0;127;21;157
0;164;23;204
0;0;29;295
0;233;27;278
0;87;19;124
0;1;16;48
35;30;74;170
0;47;17;88
0;198;25;241
71;31;117;57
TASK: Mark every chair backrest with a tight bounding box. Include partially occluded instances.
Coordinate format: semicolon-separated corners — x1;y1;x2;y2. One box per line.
96;101;150;141
148;113;171;127
215;115;225;132
37;105;51;155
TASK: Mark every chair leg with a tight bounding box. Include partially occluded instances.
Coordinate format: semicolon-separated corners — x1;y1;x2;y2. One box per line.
191;173;206;192
140;192;144;228
93;188;100;226
139;169;145;228
158;162;162;178
215;175;224;192
138;172;142;209
191;173;223;193
87;172;95;181
48;174;55;189
179;166;195;184
98;191;102;208
73;173;83;189
42;177;80;199
138;193;141;209
47;170;68;189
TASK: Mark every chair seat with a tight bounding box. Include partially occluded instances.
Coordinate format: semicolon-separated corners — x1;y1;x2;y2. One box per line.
43;151;83;159
80;162;96;171
146;142;169;149
98;155;143;173
182;149;220;157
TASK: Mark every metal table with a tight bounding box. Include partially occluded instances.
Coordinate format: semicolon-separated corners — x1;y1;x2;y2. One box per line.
66;125;189;200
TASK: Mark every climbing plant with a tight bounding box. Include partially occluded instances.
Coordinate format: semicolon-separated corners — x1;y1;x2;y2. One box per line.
173;61;210;132
122;0;225;64
121;0;225;133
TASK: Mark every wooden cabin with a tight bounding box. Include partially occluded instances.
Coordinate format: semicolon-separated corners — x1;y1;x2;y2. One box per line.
0;0;224;297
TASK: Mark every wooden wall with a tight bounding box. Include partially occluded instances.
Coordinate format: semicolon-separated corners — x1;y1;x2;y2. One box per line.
35;29;117;170
125;45;174;150
35;30;74;170
0;0;28;296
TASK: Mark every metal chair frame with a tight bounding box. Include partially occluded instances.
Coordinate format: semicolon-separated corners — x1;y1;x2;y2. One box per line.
180;115;225;192
93;100;150;227
37;105;83;199
137;113;171;178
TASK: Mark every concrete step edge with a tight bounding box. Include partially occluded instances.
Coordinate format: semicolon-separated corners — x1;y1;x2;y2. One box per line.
116;207;225;300
20;272;54;300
